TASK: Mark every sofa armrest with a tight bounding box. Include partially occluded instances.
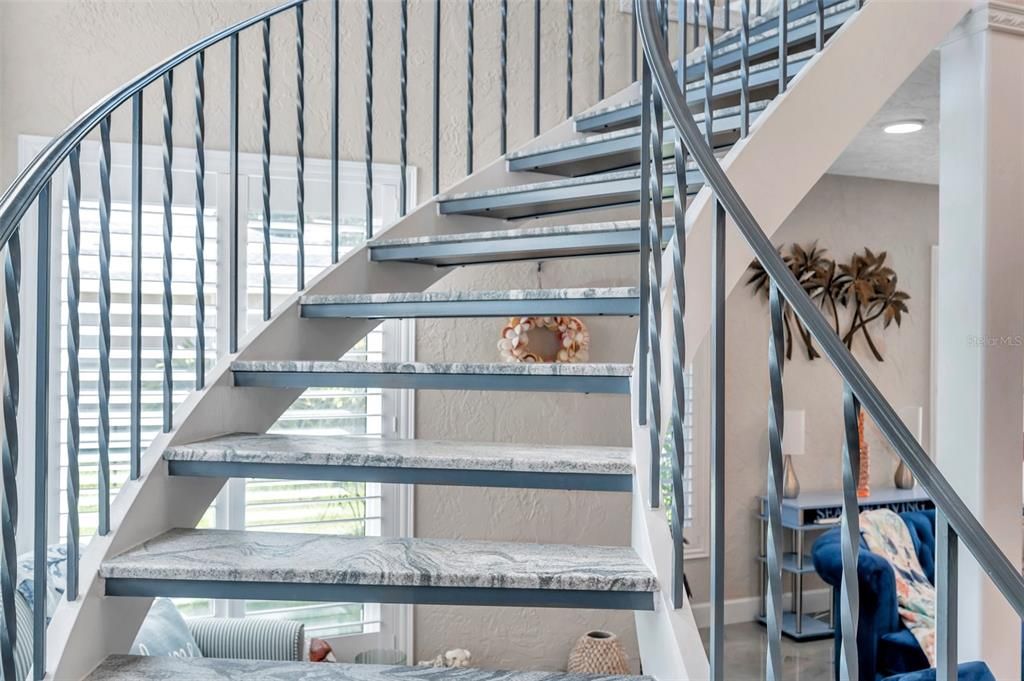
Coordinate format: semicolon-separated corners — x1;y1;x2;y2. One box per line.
813;528;903;681
186;617;305;662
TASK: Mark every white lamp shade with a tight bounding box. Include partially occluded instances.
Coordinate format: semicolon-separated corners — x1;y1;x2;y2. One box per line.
783;409;806;456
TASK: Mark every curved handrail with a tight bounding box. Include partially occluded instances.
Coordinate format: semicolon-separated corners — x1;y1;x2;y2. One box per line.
635;0;1024;619
0;0;305;248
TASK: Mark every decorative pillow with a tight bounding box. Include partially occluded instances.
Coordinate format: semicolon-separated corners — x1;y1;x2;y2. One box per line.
130;598;203;658
15;543;68;622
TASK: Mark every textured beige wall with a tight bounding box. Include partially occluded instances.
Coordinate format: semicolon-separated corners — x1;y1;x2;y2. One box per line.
0;0;641;196
413;254;640;671
683;174;938;606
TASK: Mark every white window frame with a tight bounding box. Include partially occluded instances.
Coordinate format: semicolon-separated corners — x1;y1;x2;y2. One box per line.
17;134;417;660
686;342;711;559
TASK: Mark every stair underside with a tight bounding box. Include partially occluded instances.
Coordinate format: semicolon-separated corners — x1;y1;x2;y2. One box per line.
232;361;633;394
165;433;633;492
438;165;695;219
369;221;675;266
101;529;658;610
510;101;770;176
85;656;652;680
300;287;640;319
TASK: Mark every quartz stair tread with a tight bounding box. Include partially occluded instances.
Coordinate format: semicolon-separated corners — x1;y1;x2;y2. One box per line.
301;287;639;306
370;220;666;248
368;221;673;265
85;656;651;680
232;361;633;377
100;528;660;593
165;433;633;476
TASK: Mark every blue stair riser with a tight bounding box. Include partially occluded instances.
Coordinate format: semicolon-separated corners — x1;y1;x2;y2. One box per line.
300;297;640;319
233;370;631;394
167;459;632;492
369;227;674;266
105;578;656;611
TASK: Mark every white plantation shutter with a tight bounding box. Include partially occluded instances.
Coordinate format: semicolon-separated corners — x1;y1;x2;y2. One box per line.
36;135;413;637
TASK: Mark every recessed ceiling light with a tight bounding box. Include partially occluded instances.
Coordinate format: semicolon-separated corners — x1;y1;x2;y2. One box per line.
883;120;924;135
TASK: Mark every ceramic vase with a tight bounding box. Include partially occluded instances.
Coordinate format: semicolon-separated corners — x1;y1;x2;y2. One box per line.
894;460;914;489
567;631;630;675
782;454;800;499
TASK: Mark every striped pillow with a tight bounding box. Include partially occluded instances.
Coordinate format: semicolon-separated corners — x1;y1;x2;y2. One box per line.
185;617;305;662
13;591;34;681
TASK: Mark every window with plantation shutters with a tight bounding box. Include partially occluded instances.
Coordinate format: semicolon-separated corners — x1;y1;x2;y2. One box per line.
23;135;414;646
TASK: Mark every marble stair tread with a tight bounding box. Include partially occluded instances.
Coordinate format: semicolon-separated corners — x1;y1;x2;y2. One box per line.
100;528;660;593
165;433;633;476
301;287;639;305
509;100;771;161
85;656;652;681
369;220;670;248
232;361;633;377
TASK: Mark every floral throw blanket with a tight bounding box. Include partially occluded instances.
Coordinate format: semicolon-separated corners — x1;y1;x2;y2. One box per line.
860;508;936;665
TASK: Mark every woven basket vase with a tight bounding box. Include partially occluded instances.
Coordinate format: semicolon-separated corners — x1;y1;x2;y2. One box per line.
567;630;630;675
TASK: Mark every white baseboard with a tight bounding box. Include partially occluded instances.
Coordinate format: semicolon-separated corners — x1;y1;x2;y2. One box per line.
689;589;832;629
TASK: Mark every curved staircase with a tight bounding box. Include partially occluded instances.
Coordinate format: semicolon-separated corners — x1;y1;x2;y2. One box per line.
3;0;1020;680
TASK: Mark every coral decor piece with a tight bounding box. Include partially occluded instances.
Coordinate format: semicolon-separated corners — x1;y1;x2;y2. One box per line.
498;316;590;363
858;409;871;498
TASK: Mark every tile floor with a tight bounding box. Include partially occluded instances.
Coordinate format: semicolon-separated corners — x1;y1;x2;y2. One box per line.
701;622;834;680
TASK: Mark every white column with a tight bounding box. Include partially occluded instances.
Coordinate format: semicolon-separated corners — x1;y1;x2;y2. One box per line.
936;4;1024;678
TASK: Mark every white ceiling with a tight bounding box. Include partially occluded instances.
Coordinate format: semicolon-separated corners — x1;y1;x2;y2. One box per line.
827;52;940;186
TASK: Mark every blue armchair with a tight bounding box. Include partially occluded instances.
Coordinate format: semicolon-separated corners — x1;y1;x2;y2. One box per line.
812;510;994;681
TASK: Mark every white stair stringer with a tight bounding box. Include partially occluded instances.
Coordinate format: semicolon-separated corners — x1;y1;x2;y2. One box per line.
42;91;648;681
658;0;973;432
629;350;710;681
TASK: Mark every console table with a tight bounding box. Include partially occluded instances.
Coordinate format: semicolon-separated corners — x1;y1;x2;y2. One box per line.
756;487;933;641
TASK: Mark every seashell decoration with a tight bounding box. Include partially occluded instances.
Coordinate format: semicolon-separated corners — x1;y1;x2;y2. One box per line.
498;316;590;363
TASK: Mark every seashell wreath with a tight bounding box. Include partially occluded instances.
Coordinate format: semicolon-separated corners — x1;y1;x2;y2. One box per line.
498;316;590;363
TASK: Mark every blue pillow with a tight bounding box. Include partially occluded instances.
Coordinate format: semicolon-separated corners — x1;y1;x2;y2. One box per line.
130;598;203;658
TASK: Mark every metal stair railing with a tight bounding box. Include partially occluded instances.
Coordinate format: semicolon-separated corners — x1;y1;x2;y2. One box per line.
0;2;636;678
634;1;1024;680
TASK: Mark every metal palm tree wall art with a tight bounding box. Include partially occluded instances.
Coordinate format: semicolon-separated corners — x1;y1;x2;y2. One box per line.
747;243;910;361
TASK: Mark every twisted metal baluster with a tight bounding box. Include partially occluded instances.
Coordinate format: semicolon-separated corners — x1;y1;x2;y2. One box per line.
815;0;825;51
631;6;637;83
65;146;81;602
331;0;340;263
566;0;573;118
709;199;727;681
296;5;306;286
703;0;714;144
1;228;20;681
778;0;788;93
677;0;685;88
692;0;700;66
432;0;441;196
765;282;785;680
533;0;541;136
936;510;958;681
130;93;143;478
33;181;52;681
466;0;474;175
399;0;408;215
740;0;750;137
194;52;206;390
98;116;112;536
637;62;651;434
667;109;688;611
500;0;508;155
228;35;240;354
162;72;174;433
840;385;861;681
598;0;606;99
365;0;374;239
647;73;664;518
262;18;272;321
